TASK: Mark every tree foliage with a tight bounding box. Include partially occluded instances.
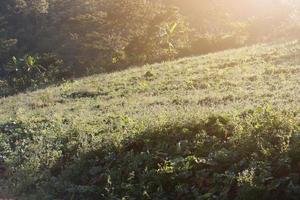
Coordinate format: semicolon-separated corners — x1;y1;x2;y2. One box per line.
3;54;66;93
0;0;190;77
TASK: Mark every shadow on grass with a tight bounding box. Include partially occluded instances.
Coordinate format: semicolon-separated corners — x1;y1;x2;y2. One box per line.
1;108;300;199
46;109;300;200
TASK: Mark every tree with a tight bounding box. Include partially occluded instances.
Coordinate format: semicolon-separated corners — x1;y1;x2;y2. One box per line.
0;16;17;76
51;0;190;73
0;0;190;83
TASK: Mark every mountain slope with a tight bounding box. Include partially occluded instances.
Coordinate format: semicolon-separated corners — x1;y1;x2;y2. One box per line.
0;41;300;199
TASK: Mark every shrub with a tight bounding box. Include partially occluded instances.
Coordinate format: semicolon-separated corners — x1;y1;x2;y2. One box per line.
184;33;244;56
60;0;190;73
3;53;68;93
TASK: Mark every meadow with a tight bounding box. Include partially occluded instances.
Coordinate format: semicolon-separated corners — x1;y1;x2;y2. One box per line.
0;41;300;199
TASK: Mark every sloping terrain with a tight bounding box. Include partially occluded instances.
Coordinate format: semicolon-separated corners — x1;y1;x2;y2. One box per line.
0;41;300;199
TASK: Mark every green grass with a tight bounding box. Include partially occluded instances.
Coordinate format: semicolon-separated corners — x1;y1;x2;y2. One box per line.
0;41;300;199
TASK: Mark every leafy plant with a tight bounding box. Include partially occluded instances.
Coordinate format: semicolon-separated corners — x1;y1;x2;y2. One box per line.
3;53;67;93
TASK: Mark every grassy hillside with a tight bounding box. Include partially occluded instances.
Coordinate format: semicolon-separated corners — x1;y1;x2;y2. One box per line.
0;41;300;199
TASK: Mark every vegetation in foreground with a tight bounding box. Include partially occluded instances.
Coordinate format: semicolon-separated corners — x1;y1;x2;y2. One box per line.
0;41;300;199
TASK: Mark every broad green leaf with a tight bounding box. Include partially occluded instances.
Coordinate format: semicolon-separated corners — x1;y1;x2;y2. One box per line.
26;56;35;67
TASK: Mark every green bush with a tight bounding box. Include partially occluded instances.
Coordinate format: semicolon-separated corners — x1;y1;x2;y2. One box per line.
60;0;190;73
3;54;67;94
184;33;244;56
0;0;190;77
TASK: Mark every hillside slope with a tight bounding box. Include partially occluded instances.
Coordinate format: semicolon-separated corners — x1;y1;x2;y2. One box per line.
0;41;300;199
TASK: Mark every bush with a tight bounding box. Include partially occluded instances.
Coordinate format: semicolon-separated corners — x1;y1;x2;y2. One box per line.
183;33;244;56
59;0;190;73
2;54;68;94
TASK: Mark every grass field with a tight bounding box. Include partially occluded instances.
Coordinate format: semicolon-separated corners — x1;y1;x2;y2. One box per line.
0;41;300;199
